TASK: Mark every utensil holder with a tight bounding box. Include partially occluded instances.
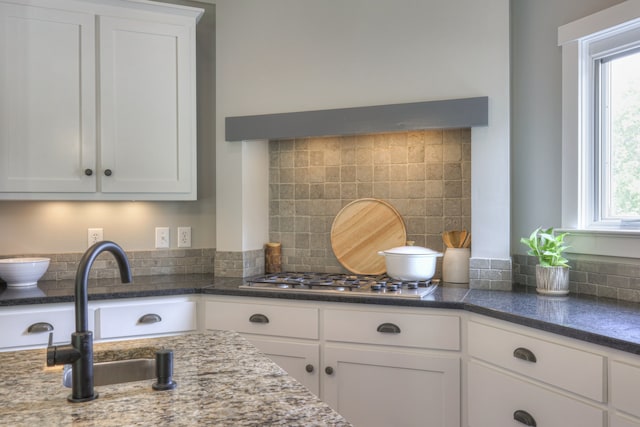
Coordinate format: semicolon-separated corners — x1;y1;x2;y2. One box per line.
265;242;282;274
442;248;470;284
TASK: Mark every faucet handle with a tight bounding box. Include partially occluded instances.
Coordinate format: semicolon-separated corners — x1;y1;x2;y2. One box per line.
46;332;55;366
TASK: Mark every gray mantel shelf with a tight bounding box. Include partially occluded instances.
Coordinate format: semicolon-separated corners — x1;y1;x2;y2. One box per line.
225;96;489;141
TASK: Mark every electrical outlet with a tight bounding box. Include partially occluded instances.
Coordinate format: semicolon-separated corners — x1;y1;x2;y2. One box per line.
177;227;191;248
155;227;170;249
88;228;103;247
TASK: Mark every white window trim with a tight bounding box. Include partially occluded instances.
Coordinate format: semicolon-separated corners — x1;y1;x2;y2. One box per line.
559;1;640;259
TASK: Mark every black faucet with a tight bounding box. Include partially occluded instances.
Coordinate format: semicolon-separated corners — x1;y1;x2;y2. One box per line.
46;241;132;403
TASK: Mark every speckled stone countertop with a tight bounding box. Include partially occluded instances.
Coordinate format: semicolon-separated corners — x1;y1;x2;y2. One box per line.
2;274;640;355
0;331;350;426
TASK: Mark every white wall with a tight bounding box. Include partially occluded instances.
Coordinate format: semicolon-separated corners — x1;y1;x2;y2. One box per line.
510;0;625;255
215;0;511;259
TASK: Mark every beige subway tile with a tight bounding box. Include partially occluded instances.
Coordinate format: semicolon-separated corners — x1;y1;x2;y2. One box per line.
325;166;341;182
407;163;425;181
444;199;462;216
356;147;373;165
280;183;294;199
407;181;425;199
425;180;443;198
279;151;295;168
373;182;389;199
309;166;325;183
443;141;462;162
426;199;443;216
373;147;390;164
295;150;309;167
357;183;373;198
324;182;340;199
295;184;309;200
325;148;341;166
341;183;357;200
310;151;325;166
294;167;309;184
356;165;373;182
340;166;356;182
280;167;294;183
425;144;443;162
374;165;390;181
389;181;408;198
389;164;407;181
310;183;324;199
341;147;356;165
444;181;462;198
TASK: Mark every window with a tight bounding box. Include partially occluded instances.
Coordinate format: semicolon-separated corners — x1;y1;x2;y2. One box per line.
559;2;640;257
594;41;640;226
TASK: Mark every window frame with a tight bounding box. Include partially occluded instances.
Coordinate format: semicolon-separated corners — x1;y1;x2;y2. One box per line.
559;1;640;258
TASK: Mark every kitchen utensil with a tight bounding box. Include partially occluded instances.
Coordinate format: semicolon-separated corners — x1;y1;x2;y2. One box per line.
0;257;50;288
331;198;406;275
442;247;470;283
377;245;442;281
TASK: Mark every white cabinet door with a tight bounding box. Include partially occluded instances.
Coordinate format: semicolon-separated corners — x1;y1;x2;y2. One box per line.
98;16;195;196
468;360;604;427
247;337;320;396
0;3;95;193
323;345;460;427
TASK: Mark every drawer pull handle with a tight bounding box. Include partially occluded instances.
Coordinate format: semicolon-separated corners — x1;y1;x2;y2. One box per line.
138;313;162;324
325;366;334;375
305;364;314;373
513;347;537;363
513;410;536;426
249;313;269;324
377;322;401;334
27;322;54;334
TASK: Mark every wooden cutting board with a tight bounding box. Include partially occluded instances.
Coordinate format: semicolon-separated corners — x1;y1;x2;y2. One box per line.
330;198;407;275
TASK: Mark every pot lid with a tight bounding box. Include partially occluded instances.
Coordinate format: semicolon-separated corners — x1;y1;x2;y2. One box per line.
380;246;442;256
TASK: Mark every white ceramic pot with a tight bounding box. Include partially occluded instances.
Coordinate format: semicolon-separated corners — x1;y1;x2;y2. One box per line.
377;246;442;281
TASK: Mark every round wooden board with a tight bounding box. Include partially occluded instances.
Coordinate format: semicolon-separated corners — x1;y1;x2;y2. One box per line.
330;198;407;275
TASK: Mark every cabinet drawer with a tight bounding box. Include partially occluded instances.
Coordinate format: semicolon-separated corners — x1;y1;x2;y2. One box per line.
611;413;640;427
324;308;460;350
611;360;640;419
205;300;318;339
0;306;77;350
468;320;605;402
468;361;604;427
96;300;196;339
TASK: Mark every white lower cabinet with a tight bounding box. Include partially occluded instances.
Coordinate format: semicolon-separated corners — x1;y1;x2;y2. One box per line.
324;345;460;427
0;303;83;351
468;360;604;427
93;296;197;340
204;296;461;427
247;337;320;396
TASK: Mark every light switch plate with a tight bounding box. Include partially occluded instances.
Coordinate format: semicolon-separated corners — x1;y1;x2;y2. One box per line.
155;227;170;249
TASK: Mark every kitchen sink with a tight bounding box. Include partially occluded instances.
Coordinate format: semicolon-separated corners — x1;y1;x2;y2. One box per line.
62;346;159;388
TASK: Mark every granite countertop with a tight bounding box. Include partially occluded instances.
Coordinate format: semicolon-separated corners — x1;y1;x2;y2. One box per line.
2;273;640;355
0;331;350;426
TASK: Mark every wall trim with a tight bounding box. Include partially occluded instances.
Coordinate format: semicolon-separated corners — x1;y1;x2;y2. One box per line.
225;97;488;141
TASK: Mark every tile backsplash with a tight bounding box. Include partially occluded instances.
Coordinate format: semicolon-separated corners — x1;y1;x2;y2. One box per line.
268;129;471;273
0;249;215;283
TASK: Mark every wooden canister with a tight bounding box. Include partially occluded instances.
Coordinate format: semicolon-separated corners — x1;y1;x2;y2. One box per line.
265;242;282;273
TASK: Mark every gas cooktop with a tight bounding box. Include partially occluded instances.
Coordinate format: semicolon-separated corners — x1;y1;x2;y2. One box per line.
241;272;439;299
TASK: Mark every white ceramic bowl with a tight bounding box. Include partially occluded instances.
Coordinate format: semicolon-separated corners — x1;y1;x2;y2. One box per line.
0;257;50;288
378;246;442;281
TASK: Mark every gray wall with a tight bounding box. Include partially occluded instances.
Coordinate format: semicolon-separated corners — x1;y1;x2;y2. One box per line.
510;0;625;255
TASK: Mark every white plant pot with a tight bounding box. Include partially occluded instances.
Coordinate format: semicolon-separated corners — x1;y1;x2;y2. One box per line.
535;265;569;296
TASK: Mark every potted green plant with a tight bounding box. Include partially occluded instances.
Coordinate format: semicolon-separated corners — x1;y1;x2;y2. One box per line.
520;227;570;295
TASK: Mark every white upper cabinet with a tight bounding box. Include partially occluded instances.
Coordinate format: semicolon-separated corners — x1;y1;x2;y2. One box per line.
0;3;96;193
0;0;202;200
